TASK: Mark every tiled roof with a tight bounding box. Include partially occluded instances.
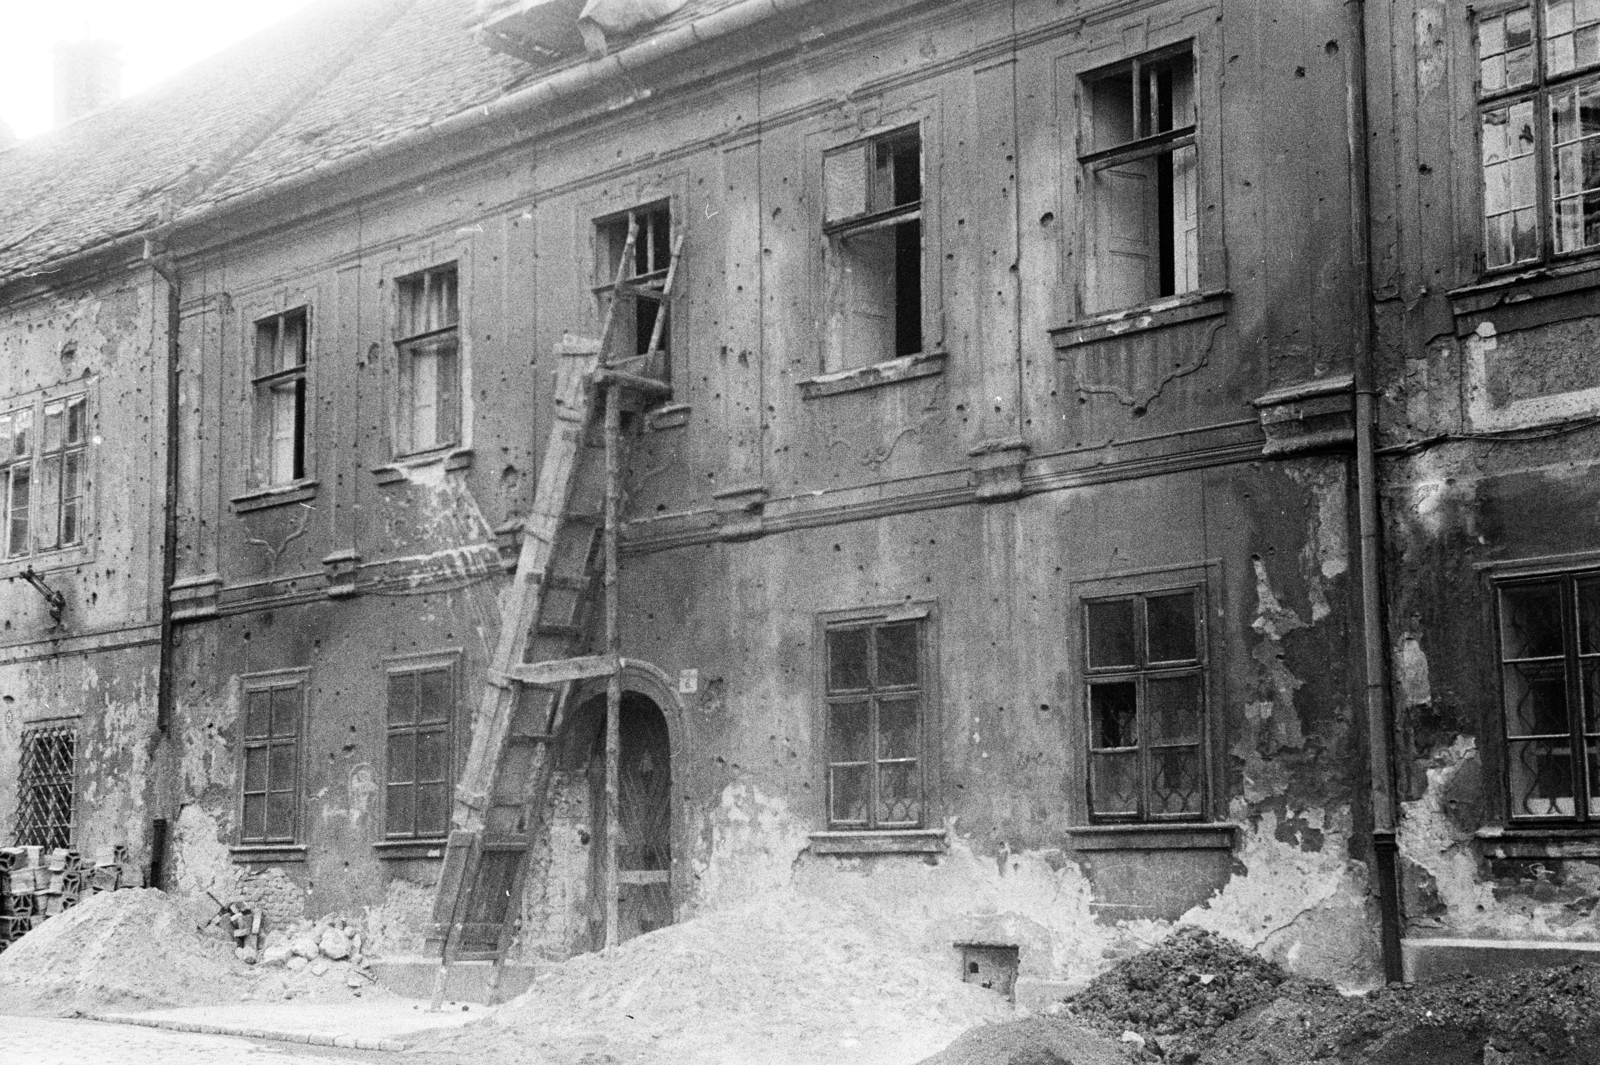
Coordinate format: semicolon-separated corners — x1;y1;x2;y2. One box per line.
0;0;751;290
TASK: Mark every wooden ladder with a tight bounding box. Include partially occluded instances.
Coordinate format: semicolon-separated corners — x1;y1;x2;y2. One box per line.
426;217;682;1008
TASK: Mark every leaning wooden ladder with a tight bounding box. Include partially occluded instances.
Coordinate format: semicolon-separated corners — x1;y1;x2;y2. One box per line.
426;218;682;1009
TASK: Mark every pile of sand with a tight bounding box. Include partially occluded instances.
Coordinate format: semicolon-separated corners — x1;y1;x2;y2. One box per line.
0;888;251;1014
416;890;1012;1065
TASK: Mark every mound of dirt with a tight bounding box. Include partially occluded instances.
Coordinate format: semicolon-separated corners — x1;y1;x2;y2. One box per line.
1197;963;1600;1065
917;1017;1130;1065
0;888;252;1014
413;890;1012;1065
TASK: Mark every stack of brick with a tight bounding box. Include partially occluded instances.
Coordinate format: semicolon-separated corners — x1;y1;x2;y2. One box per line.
0;844;143;954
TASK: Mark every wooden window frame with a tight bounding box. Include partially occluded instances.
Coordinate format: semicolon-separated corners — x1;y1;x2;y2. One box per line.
250;307;310;488
383;651;458;841
393;263;462;457
238;669;306;846
593;200;674;380
1;390;90;560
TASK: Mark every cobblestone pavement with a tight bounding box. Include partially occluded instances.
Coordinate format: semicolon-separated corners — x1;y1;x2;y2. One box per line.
0;1015;366;1065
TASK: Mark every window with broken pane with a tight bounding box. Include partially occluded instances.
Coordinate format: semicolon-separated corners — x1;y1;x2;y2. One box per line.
252;308;308;487
395;264;460;455
1;392;88;559
385;659;454;839
1496;575;1600;822
1080;45;1199;313
14;725;75;851
822;125;924;371
594;202;673;380
1083;588;1205;822
239;676;303;844
1477;2;1600;269
825;617;925;829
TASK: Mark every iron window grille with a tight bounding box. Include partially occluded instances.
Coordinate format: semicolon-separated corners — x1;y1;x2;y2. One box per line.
1476;1;1600;270
14;725;75;851
821;124;925;371
384;658;455;839
1;394;87;559
824;617;925;829
394;263;460;455
1083;587;1207;822
239;675;303;844
251;308;309;486
1079;43;1200;314
594;201;673;379
1495;573;1600;822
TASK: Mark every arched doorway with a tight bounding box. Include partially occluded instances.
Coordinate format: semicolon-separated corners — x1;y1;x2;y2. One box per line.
576;689;672;945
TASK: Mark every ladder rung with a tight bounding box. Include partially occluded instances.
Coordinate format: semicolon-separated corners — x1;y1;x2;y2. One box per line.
506;733;555;745
594;368;672;399
534;623;586;640
563;511;603;526
616;280;669;301
539;574;591;593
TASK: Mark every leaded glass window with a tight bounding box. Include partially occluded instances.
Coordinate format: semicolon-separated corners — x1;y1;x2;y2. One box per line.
825;618;925;829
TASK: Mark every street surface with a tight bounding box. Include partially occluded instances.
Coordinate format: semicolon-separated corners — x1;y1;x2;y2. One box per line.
0;1015;364;1065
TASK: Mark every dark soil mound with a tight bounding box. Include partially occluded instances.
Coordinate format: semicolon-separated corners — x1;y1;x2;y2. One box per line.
916;1018;1129;1065
1198;963;1600;1065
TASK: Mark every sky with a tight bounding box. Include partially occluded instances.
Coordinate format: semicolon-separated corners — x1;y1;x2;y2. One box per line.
0;0;320;140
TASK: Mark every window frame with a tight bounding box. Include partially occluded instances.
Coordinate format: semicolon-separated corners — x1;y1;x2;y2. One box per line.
817;603;938;832
392;262;463;458
1492;569;1600;824
250;306;311;489
1076;39;1202;316
1474;0;1600;272
382;651;459;842
592;200;675;382
238;669;307;846
14;721;76;851
0;386;92;562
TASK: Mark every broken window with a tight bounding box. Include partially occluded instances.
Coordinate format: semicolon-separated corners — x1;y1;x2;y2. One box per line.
594;202;673;378
1477;3;1600;269
1496;575;1600;821
1;392;88;559
395;264;461;454
825;616;925;829
239;674;303;844
251;308;308;486
14;725;75;851
823;125;924;371
385;658;455;839
1083;588;1206;821
1080;45;1199;313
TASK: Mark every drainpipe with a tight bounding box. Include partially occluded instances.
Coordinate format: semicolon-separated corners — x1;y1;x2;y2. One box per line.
143;240;180;740
1345;0;1405;984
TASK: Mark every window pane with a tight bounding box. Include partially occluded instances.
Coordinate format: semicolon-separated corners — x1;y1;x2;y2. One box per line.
1146;592;1197;661
833;224;899;364
243;746;268;793
1090;750;1140;816
827;629;870;692
32;455;59;552
8;464;30;558
61;452;82;545
878;696;919;761
1577;579;1600;653
388;731;416;784
828;700;871;763
1150;747;1202;815
268;742;296;792
388;673;415;726
416;728;449;783
1089;681;1139;749
387;783;414;836
416;782;449;837
1508;738;1576;816
65;397;85;446
1087;600;1137;668
282;312;306;370
876;622;919;687
271;687;298;736
1089;68;1136;150
42;401;62;453
829;764;869;824
1585;660;1600;733
245;689;271;739
1501;584;1565;659
823;143;868;223
877;761;921;826
266;791;295;841
242;793;266;841
1505;660;1570;736
418;668;452;724
255;319;278;377
1147;674;1202;744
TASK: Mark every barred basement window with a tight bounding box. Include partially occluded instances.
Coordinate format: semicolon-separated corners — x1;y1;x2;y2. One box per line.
395;264;460;455
385;657;455;839
1;394;87;558
1084;587;1207;822
240;674;303;844
1496;574;1600;821
824;616;925;829
251;308;308;486
15;726;75;851
1476;2;1600;269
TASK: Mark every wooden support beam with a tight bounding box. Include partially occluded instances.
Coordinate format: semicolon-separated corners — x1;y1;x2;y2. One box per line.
503;654;619;686
602;375;622;951
592;368;672;399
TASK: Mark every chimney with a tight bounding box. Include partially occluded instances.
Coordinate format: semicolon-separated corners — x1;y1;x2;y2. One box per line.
54;39;121;128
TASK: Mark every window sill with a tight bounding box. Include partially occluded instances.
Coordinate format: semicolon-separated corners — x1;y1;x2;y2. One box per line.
372;448;472;486
1051;290;1231;349
1449;258;1600;338
1476;825;1600;859
230;844;307;863
373;838;449;860
0;544;93;578
231;480;319;514
799;351;946;400
808;828;947;855
1068;822;1237;851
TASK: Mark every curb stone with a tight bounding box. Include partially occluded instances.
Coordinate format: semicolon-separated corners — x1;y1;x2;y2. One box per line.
84;1012;410;1051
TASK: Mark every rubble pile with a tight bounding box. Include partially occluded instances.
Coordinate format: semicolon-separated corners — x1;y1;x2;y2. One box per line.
247;913;381;995
0;845;143;954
